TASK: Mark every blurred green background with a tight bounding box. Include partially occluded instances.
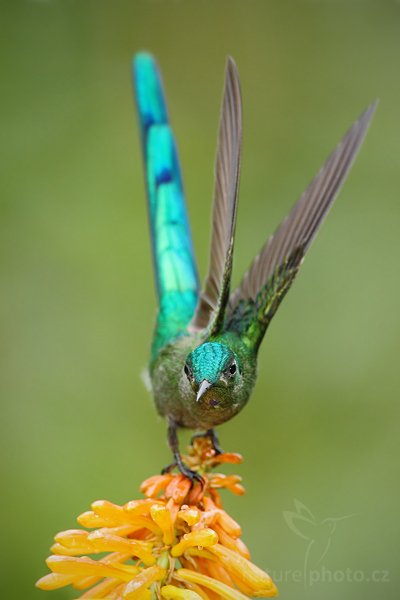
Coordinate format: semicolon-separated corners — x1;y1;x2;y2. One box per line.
1;1;399;599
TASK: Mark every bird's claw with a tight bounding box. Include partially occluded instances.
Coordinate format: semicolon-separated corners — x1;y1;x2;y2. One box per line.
161;461;176;475
161;458;204;487
179;465;205;487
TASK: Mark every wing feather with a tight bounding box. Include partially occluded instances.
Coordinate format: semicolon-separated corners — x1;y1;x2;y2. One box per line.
190;57;242;334
227;102;377;347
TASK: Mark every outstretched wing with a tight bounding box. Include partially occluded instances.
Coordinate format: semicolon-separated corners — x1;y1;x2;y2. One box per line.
133;53;199;358
226;102;377;350
189;57;242;336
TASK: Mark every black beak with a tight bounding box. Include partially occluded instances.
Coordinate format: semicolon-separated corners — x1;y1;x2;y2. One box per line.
196;380;212;402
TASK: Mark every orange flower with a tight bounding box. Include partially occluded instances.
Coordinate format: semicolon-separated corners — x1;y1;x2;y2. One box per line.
36;438;278;599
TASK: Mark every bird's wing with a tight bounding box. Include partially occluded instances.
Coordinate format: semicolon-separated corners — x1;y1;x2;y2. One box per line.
226;102;377;350
133;53;199;358
189;57;242;336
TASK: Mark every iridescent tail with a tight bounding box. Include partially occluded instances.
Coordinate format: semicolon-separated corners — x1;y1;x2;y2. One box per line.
133;53;199;357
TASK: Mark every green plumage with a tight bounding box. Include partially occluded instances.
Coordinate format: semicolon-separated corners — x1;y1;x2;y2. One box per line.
151;333;256;431
133;52;376;477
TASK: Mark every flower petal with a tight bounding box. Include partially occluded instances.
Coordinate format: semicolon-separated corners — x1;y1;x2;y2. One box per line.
150;504;175;545
161;584;203;600
212;453;243;465
216;510;242;538
35;573;76;590
213;525;249;559
87;531;155;565
171;529;218;557
124;498;164;518
72;575;102;590
178;507;201;527
79;577;122;598
55;529;89;548
175;568;249;600
207;544;275;593
166;475;192;504
209;475;245;496
122;565;166;599
91;500;126;523
140;474;173;497
196;557;233;587
77;510;110;528
46;555;140;582
175;580;210;600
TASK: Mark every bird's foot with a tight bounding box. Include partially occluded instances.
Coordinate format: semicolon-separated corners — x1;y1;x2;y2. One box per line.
161;455;204;487
191;428;224;455
160;461;176;474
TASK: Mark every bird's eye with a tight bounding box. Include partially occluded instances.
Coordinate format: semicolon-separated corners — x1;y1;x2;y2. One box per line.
184;364;190;377
229;363;237;375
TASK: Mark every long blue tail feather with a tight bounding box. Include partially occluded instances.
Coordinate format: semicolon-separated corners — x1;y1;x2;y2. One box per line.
133;53;199;357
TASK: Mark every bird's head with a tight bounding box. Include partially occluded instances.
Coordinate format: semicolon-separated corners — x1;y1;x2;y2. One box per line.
183;342;240;406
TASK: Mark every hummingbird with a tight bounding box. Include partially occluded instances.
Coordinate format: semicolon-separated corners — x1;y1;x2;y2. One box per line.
133;53;376;482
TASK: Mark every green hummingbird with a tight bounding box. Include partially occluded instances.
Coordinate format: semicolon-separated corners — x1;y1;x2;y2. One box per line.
133;53;376;482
